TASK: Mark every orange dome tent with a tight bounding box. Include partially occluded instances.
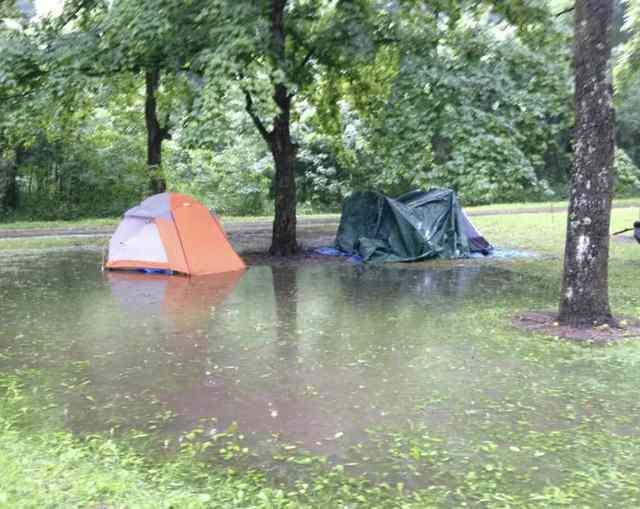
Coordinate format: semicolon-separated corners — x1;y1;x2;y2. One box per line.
105;193;245;275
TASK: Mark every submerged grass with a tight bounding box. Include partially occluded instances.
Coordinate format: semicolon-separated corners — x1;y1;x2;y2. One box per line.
2;207;640;507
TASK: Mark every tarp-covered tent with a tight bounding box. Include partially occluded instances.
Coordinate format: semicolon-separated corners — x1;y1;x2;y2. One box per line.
335;188;492;263
105;192;245;275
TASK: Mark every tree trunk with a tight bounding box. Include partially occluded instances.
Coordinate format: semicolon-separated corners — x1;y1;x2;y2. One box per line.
7;146;22;209
145;68;169;195
268;0;298;256
0;146;20;211
269;82;298;256
558;0;615;327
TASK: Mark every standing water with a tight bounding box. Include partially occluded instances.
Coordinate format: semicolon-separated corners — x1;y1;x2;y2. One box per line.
2;249;640;493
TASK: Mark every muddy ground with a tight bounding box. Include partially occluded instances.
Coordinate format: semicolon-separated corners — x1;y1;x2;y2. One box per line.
513;311;640;344
230;223;340;265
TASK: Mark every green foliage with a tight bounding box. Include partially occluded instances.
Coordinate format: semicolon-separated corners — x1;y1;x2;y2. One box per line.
168;144;273;217
2;105;148;220
2;0;635;220
305;7;572;205
616;72;640;169
616;0;640;93
614;147;640;196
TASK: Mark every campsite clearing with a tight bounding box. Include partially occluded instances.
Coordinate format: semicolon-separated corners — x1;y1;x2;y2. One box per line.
1;197;639;238
2;208;640;507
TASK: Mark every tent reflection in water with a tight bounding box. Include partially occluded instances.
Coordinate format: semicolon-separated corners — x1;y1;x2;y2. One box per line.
107;270;245;329
335;188;492;263
105;192;245;276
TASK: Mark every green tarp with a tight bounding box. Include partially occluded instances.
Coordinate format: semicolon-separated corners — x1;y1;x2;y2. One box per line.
335;188;492;263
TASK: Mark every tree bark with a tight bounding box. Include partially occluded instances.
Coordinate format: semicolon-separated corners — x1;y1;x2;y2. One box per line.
145;67;170;195
558;0;615;327
242;1;299;255
269;83;298;255
268;0;298;256
0;146;20;212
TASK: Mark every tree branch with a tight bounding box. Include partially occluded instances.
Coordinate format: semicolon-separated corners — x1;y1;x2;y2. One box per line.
55;0;100;31
243;88;272;144
0;89;39;103
555;5;574;17
295;47;315;74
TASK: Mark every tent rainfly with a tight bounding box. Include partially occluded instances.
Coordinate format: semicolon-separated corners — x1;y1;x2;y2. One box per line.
105;192;245;275
335;188;492;263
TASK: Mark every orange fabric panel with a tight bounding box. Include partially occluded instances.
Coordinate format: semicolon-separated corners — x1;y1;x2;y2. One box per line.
155;218;190;274
105;260;171;271
172;204;246;275
169;193;199;210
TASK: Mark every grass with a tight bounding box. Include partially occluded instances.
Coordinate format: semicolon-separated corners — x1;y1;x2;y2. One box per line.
0;373;420;509
2;207;640;507
466;196;640;213
1;197;638;233
0;236;108;252
0;216;120;230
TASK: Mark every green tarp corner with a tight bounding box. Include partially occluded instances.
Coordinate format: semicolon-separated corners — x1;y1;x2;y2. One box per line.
335;189;492;263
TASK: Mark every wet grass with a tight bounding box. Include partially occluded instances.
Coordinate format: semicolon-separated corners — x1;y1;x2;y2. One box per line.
0;236;108;252
465;196;639;213
0;216;120;230
2;208;640;507
0;215;338;231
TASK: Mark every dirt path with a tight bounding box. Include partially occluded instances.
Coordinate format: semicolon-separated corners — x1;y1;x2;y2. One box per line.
1;203;638;240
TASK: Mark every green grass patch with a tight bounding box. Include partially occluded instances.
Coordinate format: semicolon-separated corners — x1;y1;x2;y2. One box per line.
0;237;107;252
466;197;640;213
0;217;120;230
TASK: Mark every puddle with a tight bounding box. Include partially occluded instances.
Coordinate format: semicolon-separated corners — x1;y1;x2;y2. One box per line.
2;250;640;490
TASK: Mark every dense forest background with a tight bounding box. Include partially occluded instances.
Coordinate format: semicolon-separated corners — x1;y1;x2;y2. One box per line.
1;0;640;220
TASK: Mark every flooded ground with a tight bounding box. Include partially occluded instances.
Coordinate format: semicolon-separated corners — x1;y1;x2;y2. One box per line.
3;248;640;499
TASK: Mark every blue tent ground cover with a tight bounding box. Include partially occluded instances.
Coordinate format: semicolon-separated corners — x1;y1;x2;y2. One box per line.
314;246;537;262
314;246;363;263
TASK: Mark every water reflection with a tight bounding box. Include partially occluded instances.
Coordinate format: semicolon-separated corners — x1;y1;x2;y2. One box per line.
0;253;556;480
108;270;245;329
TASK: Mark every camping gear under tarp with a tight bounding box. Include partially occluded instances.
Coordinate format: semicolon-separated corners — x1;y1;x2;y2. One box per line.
105;192;246;275
335;188;492;263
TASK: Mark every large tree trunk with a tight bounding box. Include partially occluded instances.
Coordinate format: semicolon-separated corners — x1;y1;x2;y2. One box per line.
558;0;615;327
145;68;169;195
268;0;298;256
270;82;298;256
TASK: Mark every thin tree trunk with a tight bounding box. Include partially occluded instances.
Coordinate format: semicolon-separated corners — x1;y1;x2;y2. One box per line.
0;146;19;211
7;146;22;208
145;67;169;194
268;0;298;256
558;0;615;327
